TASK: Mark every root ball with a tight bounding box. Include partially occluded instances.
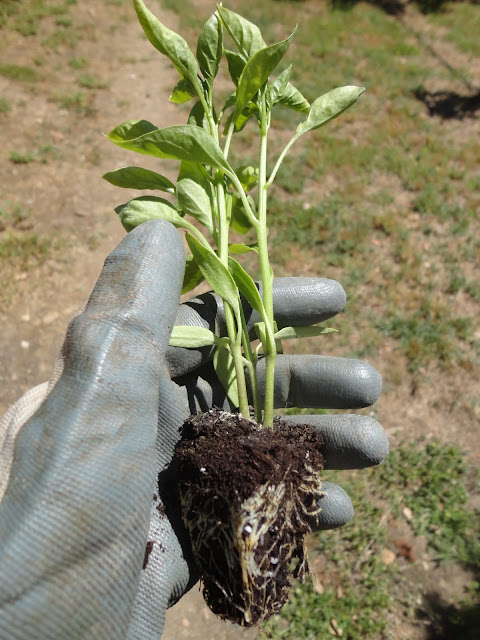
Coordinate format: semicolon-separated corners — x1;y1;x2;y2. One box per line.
174;409;324;626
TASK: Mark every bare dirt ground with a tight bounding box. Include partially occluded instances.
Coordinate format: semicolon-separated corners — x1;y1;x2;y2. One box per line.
0;0;478;638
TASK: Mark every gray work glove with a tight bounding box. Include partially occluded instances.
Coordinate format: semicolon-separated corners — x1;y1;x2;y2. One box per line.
0;219;388;640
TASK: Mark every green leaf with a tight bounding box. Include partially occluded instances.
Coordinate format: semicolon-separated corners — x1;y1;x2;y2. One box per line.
188;101;208;129
107;119;157;144
186;234;239;312
229;242;258;254
233;28;297;125
182;253;205;294
133;0;201;93
236;165;259;191
231;102;259;132
267;65;292;110
177;177;214;232
115;196;199;234
108;124;232;174
102;166;175;193
216;6;265;60
273;325;338;340
224;49;245;86
277;82;310;113
170;77;196;104
169;325;220;348
197;11;222;86
228;257;265;317
230;194;255;234
254;321;267;344
296;86;365;137
213;346;239;408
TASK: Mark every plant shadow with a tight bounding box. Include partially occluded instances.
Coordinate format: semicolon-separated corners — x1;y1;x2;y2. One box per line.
414;88;480;119
420;590;480;639
328;0;479;14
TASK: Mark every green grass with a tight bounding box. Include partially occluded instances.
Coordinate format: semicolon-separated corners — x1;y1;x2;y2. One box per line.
76;74;109;90
69;56;89;70
0;232;53;265
260;440;480;639
50;91;94;116
9;150;35;164
0;97;11;114
0;63;39;82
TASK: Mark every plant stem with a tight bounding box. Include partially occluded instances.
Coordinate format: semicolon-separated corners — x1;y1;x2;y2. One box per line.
239;304;262;422
216;176;250;417
256;95;276;429
266;133;299;189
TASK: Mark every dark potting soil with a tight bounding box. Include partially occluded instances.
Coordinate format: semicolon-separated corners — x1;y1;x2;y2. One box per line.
174;409;324;626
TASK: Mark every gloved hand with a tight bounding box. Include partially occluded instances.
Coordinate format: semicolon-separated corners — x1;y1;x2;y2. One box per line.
0;219;388;640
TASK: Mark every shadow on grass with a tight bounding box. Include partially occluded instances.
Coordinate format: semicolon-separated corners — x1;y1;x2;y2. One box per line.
328;0;479;14
414;88;480;119
422;591;480;639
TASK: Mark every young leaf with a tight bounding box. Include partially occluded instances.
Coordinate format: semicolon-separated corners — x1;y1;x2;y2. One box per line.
233;29;297;126
236;165;259;191
102;166;175;193
267;65;292;110
230;103;259;133
230;194;255;234
276;82;310;113
296;86;365;138
197;11;223;86
177;177;214;233
115;196;200;235
254;321;267;345
107;119;157;144
217;6;265;60
186;234;240;312
169;325;220;348
229;243;258;254
108;124;232;174
213;346;239;408
182;253;205;294
224;49;245;86
170;77;196;104
188;101;208;129
133;0;201;94
273;326;338;340
228;257;266;318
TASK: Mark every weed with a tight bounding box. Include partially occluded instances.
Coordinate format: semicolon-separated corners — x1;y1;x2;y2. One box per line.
55;15;72;27
379;300;475;372
0;232;52;266
0;98;11;114
77;74;109;90
0;63;38;83
51;91;94;116
69;56;89;70
9;151;35;164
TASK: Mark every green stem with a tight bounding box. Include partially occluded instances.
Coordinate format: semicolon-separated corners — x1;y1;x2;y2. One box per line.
216;177;250;417
223;118;235;160
266;133;299;189
256;94;276;429
240;304;261;423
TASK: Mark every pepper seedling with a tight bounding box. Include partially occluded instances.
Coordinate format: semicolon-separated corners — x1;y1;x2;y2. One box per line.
104;0;364;428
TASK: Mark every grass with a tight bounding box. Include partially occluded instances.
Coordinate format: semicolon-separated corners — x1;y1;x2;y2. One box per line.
259;439;480;639
0;63;39;82
50;91;94;116
0;97;11;114
9;150;35;164
76;74;109;90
